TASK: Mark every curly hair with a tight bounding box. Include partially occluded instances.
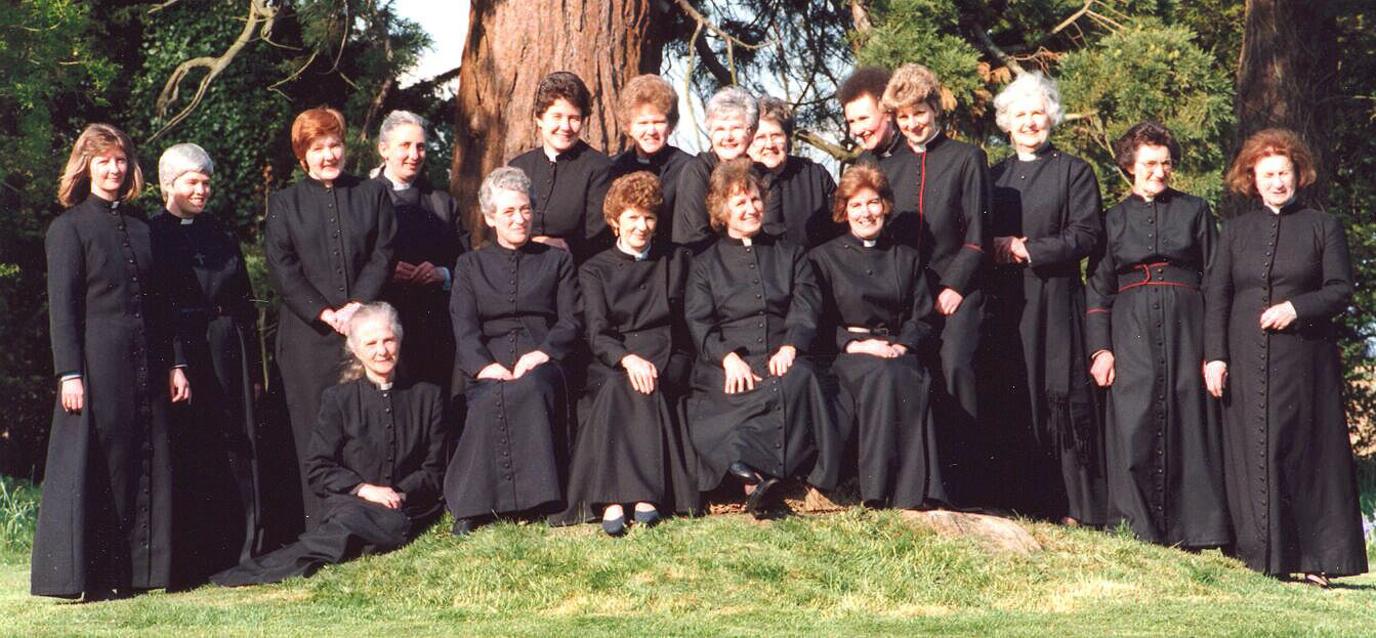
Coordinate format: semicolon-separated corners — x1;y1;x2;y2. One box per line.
832;164;894;223
603;171;664;229
881;63;943;115
838;66;891;107
290;107;346;164
992;72;1064;133
534;71;591;119
58;123;145;207
1224;128;1318;198
1113;121;1180;175
705;158;762;232
756;95;795;141
618;74;679;130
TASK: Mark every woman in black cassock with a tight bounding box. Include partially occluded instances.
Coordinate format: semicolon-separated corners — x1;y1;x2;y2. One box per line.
685;158;840;515
266;107;396;531
212;302;446;586
672;86;759;254
372;110;465;390
810;165;944;509
609;74;693;228
747;97;842;249
150;143;267;585
508;72;611;263
33;124;191;600
556;172;700;535
1204;129;1367;585
983;73;1105;525
445;167;581;534
875;64;990;506
1085;123;1230;548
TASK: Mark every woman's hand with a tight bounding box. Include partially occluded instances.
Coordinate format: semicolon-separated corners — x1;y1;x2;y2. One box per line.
531;236;570;252
768;345;797;377
1008;236;1030;263
60;377;84;414
936;288;964;316
511;350;551;379
319;307;339;331
412;261;444;287
723;352;762;394
356;483;405;509
846;339;900;358
392;260;418;284
169;368;192;403
477;362;514;381
621;354;659;395
1259;301;1298;331
1090;350;1115;387
334;302;363;334
1204;360;1228;398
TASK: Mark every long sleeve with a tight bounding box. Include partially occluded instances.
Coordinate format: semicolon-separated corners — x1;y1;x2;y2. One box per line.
305;391;365;497
784;247;821;351
686;257;737;362
1203;218;1236;363
46;217;85;378
450;256;494;377
584;160;611;247
350;185;396;303
1288;215;1354;321
1025;159;1103;267
941;149;990;293
580;266;629;369
898;263;936;353
393;387;446;502
537;250;582;360
1084;223;1119;354
265;191;330;325
672;158;714;253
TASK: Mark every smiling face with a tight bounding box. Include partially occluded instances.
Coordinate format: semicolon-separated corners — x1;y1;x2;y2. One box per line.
305;134;344;183
167;171;211;216
88;149;129;200
484;188;533;249
722;184;764;239
708;111;753;161
895;102;938;150
845;186;887;241
536;98;584;155
844;94;893;152
628;104;671;157
614;207;657;252
1130;144;1173;199
349;316;400;382
1005;93;1052;154
1254;154;1297;209
378;123;426;185
748;117;789;170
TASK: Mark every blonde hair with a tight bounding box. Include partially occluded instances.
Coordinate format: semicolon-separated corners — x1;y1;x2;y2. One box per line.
881;63;943;115
339;302;405;383
58;124;144;208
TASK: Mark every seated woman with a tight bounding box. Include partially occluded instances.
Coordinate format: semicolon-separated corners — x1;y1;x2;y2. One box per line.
444;167;581;534
685;158;840;515
810;165;945;509
211;302;447;586
557;172;700;536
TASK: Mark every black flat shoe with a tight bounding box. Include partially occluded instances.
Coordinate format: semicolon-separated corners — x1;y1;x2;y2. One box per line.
451;517;475;537
602;515;627;537
728;462;762;485
633;508;662;527
745;476;779;516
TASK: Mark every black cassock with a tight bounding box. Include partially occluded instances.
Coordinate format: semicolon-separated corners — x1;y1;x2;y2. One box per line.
671;151;724;254
984;147;1106;524
33;196;180;598
1085;190;1230;547
875;133;989;505
610;145;692;236
266;174;395;529
376;179;466;390
810;235;944;508
509;141;612;263
444;242;581;520
760;156;842;250
555;244;701;524
150;211;267;585
211;378;446;586
1204;203;1367;577
685;234;840;489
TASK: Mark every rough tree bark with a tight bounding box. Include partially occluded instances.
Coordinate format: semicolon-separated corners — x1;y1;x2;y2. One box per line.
1230;0;1338;213
449;0;673;237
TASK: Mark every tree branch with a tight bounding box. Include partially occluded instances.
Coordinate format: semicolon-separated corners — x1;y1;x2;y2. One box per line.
670;0;773;51
693;28;733;85
796;129;856;163
969;22;1025;75
850;0;872;38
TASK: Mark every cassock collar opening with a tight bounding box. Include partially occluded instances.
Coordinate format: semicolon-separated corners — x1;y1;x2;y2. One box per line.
87;194;121;212
1130;188;1176;206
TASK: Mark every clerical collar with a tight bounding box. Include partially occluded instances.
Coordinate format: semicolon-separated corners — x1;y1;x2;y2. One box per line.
909;130;941;154
382;170;414;192
1015;143;1052;162
1265;196;1297;215
616;239;651;261
367;375;393;390
180;217;195;225
862;238;877;248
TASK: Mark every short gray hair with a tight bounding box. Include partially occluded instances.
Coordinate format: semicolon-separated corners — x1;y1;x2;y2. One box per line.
705;86;759;131
378;110;428;145
479;166;533;216
993;72;1064;133
341;301;404;383
158;142;213;194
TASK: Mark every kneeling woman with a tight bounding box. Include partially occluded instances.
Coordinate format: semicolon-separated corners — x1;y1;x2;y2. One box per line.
212;302;446;586
685;158;840;514
558;171;700;535
810;165;945;509
445;167;581;533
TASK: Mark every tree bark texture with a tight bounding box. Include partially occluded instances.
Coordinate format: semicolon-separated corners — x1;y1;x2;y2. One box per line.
449;0;671;240
1231;0;1337;213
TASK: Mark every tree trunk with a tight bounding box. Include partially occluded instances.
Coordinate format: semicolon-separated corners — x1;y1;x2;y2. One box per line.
449;0;672;240
1230;0;1337;214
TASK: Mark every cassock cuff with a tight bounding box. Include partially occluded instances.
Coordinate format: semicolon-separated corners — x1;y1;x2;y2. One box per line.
438;267;452;291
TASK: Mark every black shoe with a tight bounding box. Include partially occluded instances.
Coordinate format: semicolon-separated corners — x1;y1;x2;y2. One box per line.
451;517;475;537
745;476;779;516
633;508;662;527
602;514;627;537
728;462;762;485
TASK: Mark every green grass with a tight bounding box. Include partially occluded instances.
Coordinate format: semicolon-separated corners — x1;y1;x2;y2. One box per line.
2;472;1375;636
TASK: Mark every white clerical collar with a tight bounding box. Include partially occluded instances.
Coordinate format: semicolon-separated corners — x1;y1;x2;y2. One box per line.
909;131;939;154
1265;197;1295;215
179;217;195;225
616;239;650;261
862;238;877;248
1015;143;1049;162
739;236;753;247
382;170;414;192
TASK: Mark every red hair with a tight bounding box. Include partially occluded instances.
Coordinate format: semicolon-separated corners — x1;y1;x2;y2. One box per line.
1225;128;1317;198
290;107;346;163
